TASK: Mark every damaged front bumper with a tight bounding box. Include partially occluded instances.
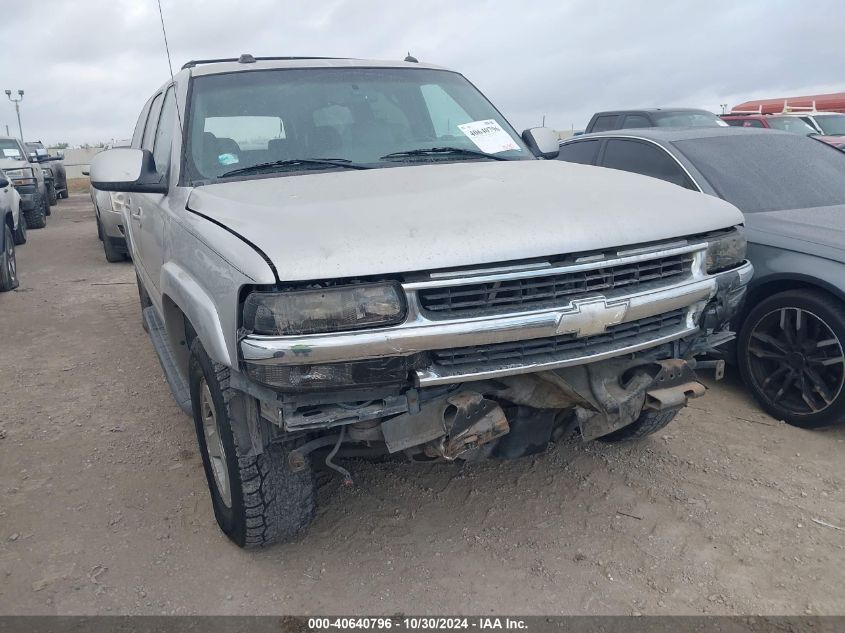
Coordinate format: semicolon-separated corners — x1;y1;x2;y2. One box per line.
241;254;753;390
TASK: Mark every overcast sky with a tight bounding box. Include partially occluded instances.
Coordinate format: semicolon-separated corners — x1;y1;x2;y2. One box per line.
2;0;843;145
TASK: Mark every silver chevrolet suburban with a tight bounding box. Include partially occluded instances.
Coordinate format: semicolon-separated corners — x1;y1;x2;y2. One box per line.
90;55;752;548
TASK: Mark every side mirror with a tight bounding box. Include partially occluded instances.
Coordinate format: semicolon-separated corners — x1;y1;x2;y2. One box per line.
522;127;560;159
90;148;167;193
0;176;9;188
55;152;64;160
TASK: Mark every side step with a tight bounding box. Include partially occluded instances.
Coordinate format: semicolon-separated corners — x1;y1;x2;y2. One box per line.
142;306;193;417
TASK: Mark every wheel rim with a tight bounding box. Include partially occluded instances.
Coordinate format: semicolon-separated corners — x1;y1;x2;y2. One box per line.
747;306;845;416
199;378;231;507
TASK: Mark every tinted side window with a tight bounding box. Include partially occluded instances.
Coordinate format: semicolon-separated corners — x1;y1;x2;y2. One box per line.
591;115;620;133
141;93;164;151
557;140;601;165
723;119;745;127
622;114;651;129
152;86;177;176
602;139;691;188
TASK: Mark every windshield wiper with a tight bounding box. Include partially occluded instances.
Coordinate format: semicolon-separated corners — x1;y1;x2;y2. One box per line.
379;147;510;162
219;158;372;178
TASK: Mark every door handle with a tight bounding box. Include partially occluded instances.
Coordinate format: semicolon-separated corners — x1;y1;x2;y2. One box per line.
131;207;142;217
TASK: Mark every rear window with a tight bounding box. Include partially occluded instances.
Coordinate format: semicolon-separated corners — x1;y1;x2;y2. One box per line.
653;111;725;127
590;115;619;133
675;134;845;212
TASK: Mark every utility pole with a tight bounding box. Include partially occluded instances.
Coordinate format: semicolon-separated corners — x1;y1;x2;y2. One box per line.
5;90;24;142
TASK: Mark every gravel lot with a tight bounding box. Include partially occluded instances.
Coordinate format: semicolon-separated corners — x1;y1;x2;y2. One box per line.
1;196;844;616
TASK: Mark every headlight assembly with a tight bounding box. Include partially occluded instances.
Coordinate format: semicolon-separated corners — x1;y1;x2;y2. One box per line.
243;282;406;336
705;227;746;274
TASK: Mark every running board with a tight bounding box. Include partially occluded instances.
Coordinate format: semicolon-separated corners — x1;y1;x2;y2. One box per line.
142;306;193;417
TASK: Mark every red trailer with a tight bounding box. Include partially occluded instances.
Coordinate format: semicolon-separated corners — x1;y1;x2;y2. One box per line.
732;92;845;115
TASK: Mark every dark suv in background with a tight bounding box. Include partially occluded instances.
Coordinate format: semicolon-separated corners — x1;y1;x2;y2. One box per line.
584;108;726;134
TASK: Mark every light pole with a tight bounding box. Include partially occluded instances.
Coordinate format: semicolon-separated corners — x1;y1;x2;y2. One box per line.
5;89;24;142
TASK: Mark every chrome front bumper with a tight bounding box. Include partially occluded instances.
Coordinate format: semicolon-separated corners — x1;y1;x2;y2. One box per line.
240;244;753;387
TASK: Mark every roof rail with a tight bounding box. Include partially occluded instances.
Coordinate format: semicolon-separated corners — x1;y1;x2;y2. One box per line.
181;55;349;70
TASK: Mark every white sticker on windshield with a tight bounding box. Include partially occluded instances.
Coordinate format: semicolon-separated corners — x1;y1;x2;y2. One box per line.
3;148;21;158
458;120;521;154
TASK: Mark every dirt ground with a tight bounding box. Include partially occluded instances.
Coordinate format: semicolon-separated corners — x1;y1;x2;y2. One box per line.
1;195;844;616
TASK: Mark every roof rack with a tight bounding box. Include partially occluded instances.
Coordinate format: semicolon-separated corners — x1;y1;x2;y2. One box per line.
181;55;349;70
781;99;818;114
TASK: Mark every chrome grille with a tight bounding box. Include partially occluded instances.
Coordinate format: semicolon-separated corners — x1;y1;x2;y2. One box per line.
418;253;695;315
431;308;688;368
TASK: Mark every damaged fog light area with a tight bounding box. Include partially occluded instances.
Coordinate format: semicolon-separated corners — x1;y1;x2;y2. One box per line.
243;356;418;392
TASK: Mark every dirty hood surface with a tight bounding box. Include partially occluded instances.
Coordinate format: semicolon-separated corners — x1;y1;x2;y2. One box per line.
187;160;743;281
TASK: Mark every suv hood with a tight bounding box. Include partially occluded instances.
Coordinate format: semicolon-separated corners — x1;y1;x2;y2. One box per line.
0;158;30;170
187;160;743;281
746;204;845;262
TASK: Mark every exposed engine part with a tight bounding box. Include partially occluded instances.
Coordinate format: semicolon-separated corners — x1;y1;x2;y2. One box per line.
281;394;411;431
347;418;383;442
430;393;510;460
288;435;339;472
491;406;558;459
326;426;353;486
563;358;705;440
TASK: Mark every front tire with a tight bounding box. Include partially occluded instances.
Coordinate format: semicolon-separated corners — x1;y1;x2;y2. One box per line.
100;222;124;262
47;182;58;207
1;224;19;292
598;409;679;442
23;192;47;229
738;289;845;428
188;339;316;548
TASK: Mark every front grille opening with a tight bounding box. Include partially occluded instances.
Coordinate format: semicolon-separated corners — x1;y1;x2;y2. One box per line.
418;253;694;316
431;308;688;368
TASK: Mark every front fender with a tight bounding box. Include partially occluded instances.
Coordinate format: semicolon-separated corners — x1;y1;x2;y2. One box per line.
160;261;231;367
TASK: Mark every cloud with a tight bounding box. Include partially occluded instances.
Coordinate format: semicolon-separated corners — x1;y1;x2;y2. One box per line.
1;0;842;144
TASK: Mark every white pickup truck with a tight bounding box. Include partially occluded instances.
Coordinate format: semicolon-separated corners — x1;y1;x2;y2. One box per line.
91;55;752;548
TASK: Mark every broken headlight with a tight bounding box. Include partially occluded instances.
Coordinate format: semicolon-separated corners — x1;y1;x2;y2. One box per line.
705;227;746;274
243;282;406;336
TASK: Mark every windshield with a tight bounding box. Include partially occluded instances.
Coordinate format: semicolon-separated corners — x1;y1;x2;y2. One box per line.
814;115;845;136
653;111;724;127
0;139;23;160
675;134;845;213
765;117;817;134
186;67;530;180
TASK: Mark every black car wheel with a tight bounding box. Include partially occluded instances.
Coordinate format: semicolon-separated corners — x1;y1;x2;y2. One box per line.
47;182;58;207
1;224;19;292
22;192;47;229
738;289;845;427
13;214;27;245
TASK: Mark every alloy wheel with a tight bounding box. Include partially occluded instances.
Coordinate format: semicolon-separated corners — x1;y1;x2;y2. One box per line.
199;378;231;507
746;306;845;416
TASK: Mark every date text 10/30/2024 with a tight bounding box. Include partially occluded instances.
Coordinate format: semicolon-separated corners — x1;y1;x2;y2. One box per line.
307;618;529;630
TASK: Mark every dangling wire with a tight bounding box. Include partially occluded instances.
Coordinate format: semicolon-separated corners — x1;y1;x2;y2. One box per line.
326;426;354;486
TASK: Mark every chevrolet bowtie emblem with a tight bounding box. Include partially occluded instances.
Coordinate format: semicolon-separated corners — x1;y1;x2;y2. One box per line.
556;298;629;337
